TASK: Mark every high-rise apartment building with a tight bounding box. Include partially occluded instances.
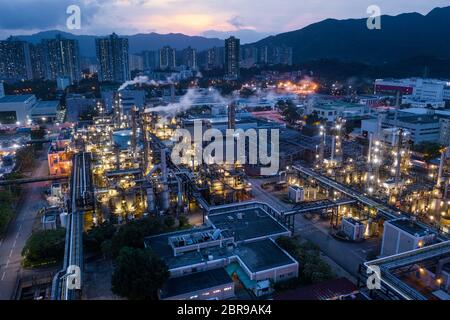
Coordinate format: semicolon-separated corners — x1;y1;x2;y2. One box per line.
96;33;130;83
159;46;176;70
0;38;33;81
224;36;240;79
182;47;197;70
42;35;80;83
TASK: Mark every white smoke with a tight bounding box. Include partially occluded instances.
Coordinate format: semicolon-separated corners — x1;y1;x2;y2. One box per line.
118;76;159;91
118;75;178;91
144;87;229;117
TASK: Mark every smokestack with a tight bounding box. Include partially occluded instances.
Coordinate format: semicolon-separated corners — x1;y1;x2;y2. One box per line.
130;106;137;154
228;102;236;130
170;83;176;103
437;148;447;188
114;143;121;170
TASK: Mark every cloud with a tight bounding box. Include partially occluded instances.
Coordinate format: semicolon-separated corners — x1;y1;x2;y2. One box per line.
0;0;101;30
227;15;246;30
0;0;448;38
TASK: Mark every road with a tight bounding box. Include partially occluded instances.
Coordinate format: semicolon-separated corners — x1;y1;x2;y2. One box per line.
249;177;379;279
0;152;49;300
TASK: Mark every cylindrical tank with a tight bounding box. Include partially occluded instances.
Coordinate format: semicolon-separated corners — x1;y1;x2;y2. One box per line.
112;130;132;150
146;186;156;213
59;212;69;228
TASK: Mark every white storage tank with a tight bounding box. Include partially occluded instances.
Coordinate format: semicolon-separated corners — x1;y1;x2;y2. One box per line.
59;212;69;228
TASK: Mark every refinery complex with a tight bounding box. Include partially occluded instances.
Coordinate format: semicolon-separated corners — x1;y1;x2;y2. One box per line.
1;2;450;305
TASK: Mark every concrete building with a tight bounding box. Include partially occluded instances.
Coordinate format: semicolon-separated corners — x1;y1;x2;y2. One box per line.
142;50;160;71
381;218;436;257
47;129;72;176
375;78;450;109
160;268;235;300
307;100;370;122
145;203;298;299
96;33;130;83
224;37;240;80
0;38;33;81
440;118;450;146
42;35;80;83
361;241;450;300
129;54;144;71
159;46;176;70
116;89;146;114
182;47;197;70
56;76;71;90
205;47;224;70
362;110;442;144
30;100;60;123
66;94;98;122
0;94;37;125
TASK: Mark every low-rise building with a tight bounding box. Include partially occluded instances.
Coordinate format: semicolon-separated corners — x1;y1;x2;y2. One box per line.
30;100;60;123
0;94;36;125
381;218;436;257
145;203;299;299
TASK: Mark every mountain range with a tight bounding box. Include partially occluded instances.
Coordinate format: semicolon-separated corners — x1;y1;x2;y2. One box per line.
9;6;450;65
251;6;450;64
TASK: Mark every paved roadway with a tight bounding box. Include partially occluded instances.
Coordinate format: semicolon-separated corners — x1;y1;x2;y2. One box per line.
0;153;49;300
249;177;379;279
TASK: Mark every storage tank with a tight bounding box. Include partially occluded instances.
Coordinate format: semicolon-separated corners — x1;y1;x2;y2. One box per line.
59;212;69;228
112;130;133;150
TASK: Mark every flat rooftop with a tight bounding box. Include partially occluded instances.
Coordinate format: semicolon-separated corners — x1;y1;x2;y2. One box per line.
160;268;233;299
0;94;35;103
388;219;431;237
207;208;289;242
145;227;228;270
235;239;297;273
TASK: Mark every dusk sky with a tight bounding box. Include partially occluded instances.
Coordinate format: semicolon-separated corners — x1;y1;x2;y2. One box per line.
0;0;449;42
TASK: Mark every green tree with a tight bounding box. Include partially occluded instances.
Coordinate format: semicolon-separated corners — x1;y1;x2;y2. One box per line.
110;216;167;257
15;146;36;172
413;142;442;160
163;216;175;229
276;236;335;286
84;221;116;253
22;228;66;268
0;190;14;234
111;247;169;300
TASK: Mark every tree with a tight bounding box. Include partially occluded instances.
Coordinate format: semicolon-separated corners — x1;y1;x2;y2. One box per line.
163;216;175;229
0;190;14;234
15;146;35;172
276;236;335;286
111;247;169;300
110;216;167;257
412;142;442;161
22;228;66;268
84;221;116;253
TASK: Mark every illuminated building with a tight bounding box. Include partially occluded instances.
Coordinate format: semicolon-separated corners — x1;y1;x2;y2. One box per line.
0;38;33;81
224;36;240;80
42;35;80;83
47;130;73;176
95;33;130;83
